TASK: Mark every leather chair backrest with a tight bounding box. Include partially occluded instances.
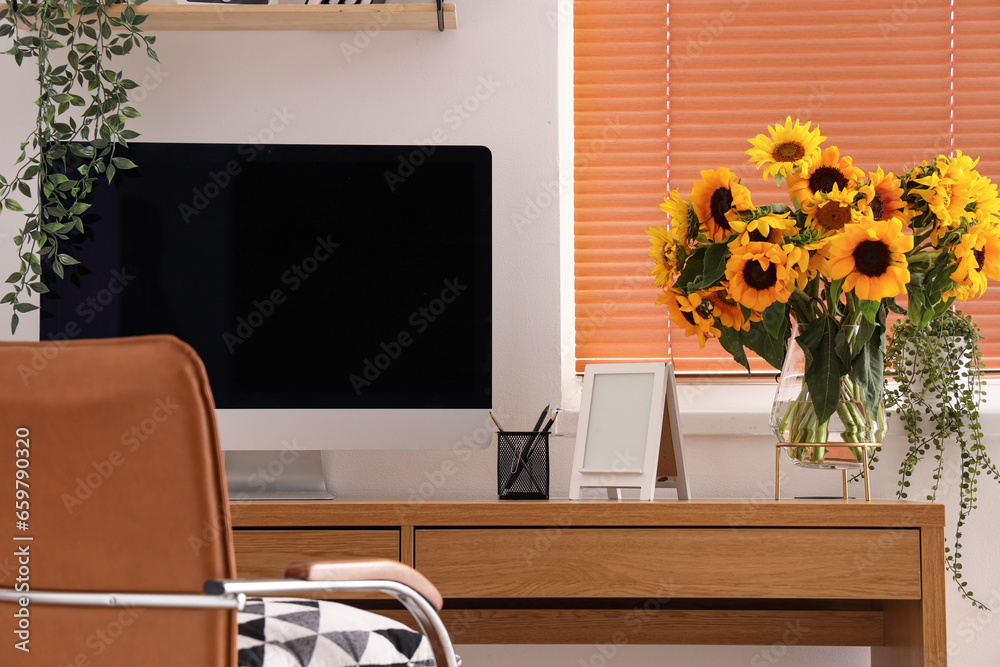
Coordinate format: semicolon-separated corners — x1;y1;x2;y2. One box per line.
0;335;236;666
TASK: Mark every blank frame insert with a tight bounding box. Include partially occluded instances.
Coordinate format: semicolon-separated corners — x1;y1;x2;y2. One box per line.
581;372;656;471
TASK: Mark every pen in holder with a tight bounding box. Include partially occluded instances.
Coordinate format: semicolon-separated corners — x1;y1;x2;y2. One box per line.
497;431;549;500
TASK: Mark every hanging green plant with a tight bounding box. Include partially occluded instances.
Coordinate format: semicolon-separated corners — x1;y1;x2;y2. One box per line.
881;309;996;609
0;0;157;333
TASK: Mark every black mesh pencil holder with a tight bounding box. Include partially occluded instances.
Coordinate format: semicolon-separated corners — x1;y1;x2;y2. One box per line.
497;431;549;500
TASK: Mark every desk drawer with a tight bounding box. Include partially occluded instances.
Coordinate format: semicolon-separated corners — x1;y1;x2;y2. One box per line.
414;528;921;600
234;529;400;579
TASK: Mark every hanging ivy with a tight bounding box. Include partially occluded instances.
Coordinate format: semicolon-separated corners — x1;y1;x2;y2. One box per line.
0;0;157;333
882;309;994;609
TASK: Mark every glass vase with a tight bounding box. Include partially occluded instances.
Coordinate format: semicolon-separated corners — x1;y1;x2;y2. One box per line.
770;324;887;470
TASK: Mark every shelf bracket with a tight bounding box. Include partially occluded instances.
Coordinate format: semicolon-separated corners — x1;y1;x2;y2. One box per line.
436;0;444;31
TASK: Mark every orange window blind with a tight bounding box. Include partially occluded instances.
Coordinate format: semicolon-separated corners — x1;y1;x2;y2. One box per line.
951;0;1000;366
573;0;1000;374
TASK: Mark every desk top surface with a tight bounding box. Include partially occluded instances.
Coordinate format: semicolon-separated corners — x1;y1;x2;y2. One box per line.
229;498;944;529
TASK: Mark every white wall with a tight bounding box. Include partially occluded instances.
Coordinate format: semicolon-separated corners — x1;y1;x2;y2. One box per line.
2;2;999;665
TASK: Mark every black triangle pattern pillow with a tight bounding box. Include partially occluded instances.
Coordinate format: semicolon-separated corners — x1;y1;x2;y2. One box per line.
237;597;436;667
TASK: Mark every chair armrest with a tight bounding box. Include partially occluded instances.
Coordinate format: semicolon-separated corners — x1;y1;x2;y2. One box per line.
284;558;444;612
204;560;458;667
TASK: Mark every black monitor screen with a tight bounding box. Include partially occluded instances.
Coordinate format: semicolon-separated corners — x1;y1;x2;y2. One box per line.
40;143;492;409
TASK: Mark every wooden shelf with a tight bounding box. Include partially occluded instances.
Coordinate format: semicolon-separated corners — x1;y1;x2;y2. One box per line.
115;4;457;31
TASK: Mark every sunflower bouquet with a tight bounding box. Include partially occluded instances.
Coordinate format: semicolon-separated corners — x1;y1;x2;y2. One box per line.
648;117;1000;461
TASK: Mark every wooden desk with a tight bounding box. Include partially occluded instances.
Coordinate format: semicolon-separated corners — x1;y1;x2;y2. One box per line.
230;499;947;666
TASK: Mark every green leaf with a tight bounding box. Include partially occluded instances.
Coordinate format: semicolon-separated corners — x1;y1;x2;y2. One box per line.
111;157;137;170
14;302;38;314
905;281;931;329
5;272;23;284
742;319;787;370
685;242;729;292
68;143;96;159
17;181;31;198
120;106;141;119
0;293;15;305
850;319;886;420
853;309;878;356
11;313;19;335
718;327;750;375
27;282;49;294
56;254;80;266
762;300;786;340
4;198;24;212
859;298;880;324
799;316;850;424
674;246;706;293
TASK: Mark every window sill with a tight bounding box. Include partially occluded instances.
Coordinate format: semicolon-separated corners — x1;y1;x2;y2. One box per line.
555;379;1000;438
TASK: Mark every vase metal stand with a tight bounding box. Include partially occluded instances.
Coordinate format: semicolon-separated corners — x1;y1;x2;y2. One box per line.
774;443;878;501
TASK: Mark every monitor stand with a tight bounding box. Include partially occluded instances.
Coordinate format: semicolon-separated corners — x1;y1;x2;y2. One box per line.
224;450;334;500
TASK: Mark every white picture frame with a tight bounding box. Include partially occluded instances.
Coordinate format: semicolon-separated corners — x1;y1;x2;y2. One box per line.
569;362;689;501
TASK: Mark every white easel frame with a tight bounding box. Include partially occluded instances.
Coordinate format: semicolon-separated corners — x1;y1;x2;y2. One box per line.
569;362;689;501
655;363;690;499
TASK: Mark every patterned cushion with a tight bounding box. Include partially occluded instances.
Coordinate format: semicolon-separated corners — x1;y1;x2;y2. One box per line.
237;597;436;667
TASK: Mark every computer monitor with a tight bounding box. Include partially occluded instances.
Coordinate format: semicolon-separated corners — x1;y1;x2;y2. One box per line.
38;142;492;457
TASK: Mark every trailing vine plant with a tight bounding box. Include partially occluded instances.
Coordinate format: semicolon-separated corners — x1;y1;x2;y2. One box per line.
882;309;995;609
0;0;156;333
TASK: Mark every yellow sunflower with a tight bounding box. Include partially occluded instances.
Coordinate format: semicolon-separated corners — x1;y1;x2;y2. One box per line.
705;284;759;331
658;189;694;243
784;238;830;289
804;183;870;236
690;168;755;242
728;212;798;247
866;167;910;223
946;223;1000;301
787;146;866;212
647;225;683;288
910;152;981;244
827;217;913;301
969;173;1000;228
657;288;720;349
745;117;825;182
724;242;793;311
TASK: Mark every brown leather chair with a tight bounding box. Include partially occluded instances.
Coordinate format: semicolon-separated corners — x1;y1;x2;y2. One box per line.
0;335;458;666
